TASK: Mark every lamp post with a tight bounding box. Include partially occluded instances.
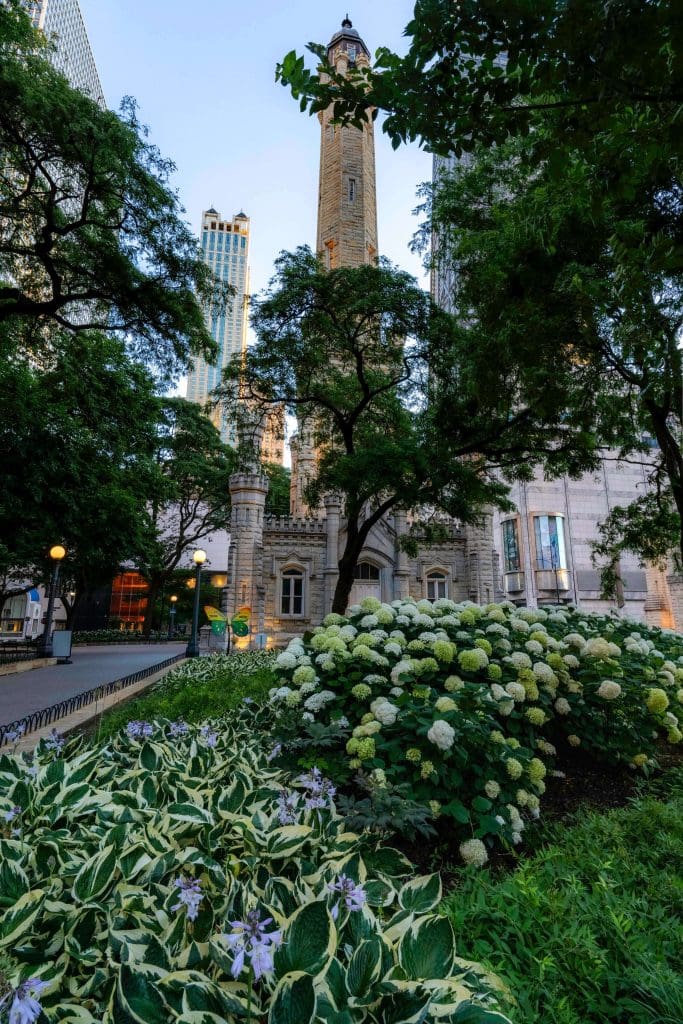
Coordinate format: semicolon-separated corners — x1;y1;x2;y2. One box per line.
38;545;66;658
185;549;206;658
168;595;178;639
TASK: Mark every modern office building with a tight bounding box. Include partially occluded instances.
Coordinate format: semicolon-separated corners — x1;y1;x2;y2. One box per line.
186;209;250;446
27;0;104;106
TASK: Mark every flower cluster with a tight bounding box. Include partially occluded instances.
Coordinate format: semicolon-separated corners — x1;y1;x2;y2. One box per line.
269;597;683;863
171;874;203;922
126;720;154;740
224;910;282;980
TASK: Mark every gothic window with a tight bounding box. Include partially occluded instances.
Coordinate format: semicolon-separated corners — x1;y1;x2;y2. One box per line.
281;567;304;616
533;515;567;570
347;44;356;61
349;178;356;202
354;562;380;580
502;519;522;573
426;570;448;601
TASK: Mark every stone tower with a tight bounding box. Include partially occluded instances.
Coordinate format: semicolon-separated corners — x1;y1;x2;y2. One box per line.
316;17;378;268
290;18;378;516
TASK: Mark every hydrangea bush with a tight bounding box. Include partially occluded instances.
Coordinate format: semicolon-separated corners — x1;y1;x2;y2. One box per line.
0;709;512;1023
269;599;683;862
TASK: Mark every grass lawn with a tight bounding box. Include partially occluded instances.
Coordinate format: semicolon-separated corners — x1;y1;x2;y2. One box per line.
443;768;683;1024
90;651;275;742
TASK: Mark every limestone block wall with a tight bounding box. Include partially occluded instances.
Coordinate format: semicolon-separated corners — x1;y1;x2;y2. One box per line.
262;517;327;643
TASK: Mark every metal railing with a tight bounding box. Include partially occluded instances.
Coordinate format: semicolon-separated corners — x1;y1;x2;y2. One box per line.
0;652;185;747
0;640;39;666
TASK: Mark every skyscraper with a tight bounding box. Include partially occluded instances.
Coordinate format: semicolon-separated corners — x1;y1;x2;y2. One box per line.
27;0;104;106
186;208;250;446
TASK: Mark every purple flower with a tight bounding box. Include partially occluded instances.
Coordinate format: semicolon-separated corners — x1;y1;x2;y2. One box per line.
6;977;48;1024
242;697;254;706
200;724;218;747
141;722;154;738
169;720;189;737
4;805;21;823
224;909;282;980
276;790;300;825
126;720;154;741
296;766;336;810
171;875;203;922
328;874;367;921
44;728;64;754
266;743;282;763
5;724;26;744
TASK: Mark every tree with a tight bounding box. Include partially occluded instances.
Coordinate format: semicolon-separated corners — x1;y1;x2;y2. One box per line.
277;0;682;159
263;462;291;516
135;398;237;635
417;122;683;575
0;328;161;620
0;1;228;382
220;248;598;613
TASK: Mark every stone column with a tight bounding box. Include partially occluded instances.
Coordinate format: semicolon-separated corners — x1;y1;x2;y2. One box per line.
666;571;683;631
323;493;342;613
393;510;411;600
228;471;269;648
644;562;674;628
465;509;495;605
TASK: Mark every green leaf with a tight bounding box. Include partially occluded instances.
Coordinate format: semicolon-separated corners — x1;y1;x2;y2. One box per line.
166;803;214;826
0;889;44;948
269;971;316;1024
451;1004;513;1023
0;857;30;903
274;900;335;977
72;844;118;902
397;916;456;980
114;964;169;1024
398;874;442;914
372;988;431;1023
346;937;383;999
267;824;314;856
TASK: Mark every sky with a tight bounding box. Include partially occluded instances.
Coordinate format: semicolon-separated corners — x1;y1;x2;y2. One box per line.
78;0;433;365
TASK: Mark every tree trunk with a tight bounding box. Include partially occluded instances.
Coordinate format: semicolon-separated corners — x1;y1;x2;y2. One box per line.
142;573;164;637
646;402;683;563
332;517;368;614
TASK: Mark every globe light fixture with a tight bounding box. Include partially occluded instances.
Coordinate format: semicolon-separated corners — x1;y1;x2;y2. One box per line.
38;544;67;658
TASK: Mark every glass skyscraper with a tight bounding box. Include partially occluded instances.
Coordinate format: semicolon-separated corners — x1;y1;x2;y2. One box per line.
186;208;250;446
27;0;104;107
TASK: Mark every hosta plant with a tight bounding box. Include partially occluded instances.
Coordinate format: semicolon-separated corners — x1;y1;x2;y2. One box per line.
0;710;511;1023
268;599;683;862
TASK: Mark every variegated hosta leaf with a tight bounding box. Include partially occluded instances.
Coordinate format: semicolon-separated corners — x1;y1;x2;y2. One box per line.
0;694;512;1023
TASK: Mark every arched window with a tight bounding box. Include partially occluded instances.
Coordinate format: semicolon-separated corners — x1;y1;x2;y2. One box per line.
281;568;304;616
426;570;448;601
354;562;380;580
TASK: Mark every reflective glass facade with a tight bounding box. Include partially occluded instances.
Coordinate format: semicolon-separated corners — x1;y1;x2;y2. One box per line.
28;0;105;106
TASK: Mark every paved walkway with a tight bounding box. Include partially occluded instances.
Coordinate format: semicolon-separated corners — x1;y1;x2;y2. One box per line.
0;643;185;725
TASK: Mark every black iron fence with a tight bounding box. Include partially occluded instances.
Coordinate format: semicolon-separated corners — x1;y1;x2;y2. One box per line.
0;640;39;666
0;652;185;747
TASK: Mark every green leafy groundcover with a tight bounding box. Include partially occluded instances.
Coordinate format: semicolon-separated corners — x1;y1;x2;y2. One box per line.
444;768;683;1024
95;652;276;741
269;600;683;862
0;708;512;1023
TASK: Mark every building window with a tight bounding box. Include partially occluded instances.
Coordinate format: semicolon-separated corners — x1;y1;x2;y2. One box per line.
426;570;448;601
281;567;304;616
502;519;522;573
354;562;380;580
533;515;567;570
349;178;356;202
347;44;356;61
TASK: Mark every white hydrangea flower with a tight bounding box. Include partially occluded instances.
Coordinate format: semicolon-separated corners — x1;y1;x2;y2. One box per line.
510;618;531;633
391;660;413;683
360;614;379;629
389;686;404;697
562;654;580;669
486;622;509;636
505;681;526;703
554;697;571;715
564;633;587;649
533;662;556;684
427;719;456;751
508;651;532;670
415;613;436;628
484;780;500;799
597;680;622;699
490;683;507;701
374;701;399;726
525;639;544;657
275;651;297;669
384;642;403;658
460;838;488;867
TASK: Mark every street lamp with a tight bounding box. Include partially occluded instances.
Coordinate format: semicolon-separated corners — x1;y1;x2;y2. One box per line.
38;544;66;658
168;595;178;639
185;550;206;658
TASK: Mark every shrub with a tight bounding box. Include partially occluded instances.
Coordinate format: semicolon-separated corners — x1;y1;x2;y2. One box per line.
268;599;683;860
0;711;512;1023
443;768;683;1024
95;651;275;740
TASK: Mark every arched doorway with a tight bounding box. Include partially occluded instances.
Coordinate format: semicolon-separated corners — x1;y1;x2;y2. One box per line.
348;561;382;608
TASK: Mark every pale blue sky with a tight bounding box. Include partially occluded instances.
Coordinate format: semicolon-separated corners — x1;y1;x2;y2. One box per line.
79;0;431;319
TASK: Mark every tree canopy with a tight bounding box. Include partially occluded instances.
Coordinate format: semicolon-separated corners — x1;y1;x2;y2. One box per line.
277;0;682;160
0;0;228;383
221;248;598;612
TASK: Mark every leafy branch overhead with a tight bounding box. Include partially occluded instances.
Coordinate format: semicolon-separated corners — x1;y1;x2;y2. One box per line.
0;0;231;382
